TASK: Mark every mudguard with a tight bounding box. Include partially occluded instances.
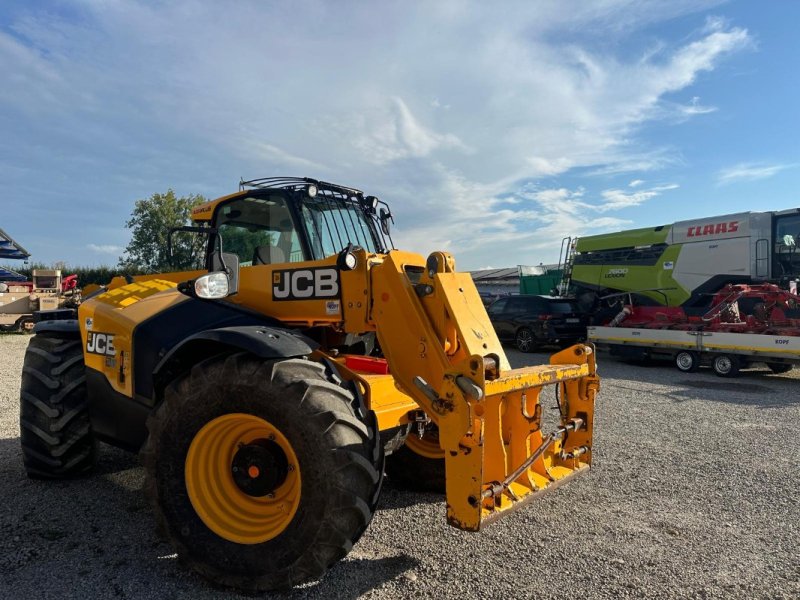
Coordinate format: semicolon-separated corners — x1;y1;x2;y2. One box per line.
153;325;316;381
33;318;80;335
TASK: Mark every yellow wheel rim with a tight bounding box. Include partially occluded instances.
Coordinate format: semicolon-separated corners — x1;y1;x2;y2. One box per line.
185;413;301;545
405;427;446;460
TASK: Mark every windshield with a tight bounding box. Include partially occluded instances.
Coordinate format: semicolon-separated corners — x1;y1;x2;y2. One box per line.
214;195;304;266
301;196;380;258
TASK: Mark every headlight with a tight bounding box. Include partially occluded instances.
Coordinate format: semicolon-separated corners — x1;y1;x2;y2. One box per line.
343;252;357;270
194;272;230;299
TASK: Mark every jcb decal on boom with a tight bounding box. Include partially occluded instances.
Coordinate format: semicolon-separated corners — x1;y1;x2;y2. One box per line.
272;267;340;301
87;332;116;356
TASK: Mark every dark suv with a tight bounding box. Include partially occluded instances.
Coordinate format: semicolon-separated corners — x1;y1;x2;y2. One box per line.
487;295;588;352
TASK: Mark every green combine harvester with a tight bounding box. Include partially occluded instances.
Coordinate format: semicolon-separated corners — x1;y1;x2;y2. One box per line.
561;208;800;308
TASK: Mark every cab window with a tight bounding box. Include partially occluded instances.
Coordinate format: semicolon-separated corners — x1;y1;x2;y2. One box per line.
213;196;304;266
776;215;800;251
300;196;379;259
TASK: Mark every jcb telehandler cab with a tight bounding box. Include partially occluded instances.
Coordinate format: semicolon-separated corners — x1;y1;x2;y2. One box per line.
20;177;599;591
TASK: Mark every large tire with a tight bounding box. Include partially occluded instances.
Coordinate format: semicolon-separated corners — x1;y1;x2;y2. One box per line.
767;362;793;374
19;333;96;478
142;354;383;592
385;424;445;493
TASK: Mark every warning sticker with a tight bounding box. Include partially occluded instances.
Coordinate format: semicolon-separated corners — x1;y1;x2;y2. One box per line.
325;300;341;315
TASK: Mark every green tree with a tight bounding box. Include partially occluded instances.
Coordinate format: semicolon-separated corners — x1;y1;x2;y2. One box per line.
118;190;208;273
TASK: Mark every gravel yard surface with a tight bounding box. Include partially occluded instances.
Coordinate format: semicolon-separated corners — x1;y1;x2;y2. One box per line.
1;333;798;599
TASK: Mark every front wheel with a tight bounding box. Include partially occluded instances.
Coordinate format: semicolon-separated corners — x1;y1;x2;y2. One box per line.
675;351;700;373
142;354;383;592
515;327;537;353
712;354;741;378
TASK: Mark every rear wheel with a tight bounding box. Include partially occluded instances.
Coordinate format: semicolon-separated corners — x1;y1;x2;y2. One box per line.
385;423;445;493
515;327;536;353
19;333;96;478
712;354;741;378
675;351;700;373
142;354;383;592
767;362;793;374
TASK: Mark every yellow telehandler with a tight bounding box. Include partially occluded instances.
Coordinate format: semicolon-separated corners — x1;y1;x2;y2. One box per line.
19;177;599;591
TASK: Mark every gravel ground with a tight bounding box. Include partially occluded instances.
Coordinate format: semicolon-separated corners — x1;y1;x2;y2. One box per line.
1;333;798;599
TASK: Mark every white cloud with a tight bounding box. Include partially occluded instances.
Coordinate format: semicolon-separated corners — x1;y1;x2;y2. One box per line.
679;96;717;116
456;180;680;259
716;162;794;185
87;244;122;255
599;183;679;211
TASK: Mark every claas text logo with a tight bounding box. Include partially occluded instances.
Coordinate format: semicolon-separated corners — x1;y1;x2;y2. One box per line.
686;221;739;237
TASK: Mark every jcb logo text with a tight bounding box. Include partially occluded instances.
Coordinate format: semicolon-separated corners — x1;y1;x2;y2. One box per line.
272;267;340;301
87;332;116;356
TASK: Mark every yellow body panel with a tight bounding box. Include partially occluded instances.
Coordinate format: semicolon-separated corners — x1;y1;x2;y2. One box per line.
190;190;243;222
225;256;351;327
104;269;207;292
78;279;184;397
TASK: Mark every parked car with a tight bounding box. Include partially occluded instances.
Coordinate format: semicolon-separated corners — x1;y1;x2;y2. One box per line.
487;295;589;352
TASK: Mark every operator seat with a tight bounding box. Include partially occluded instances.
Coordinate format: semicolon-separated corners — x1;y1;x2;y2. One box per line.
253;245;286;265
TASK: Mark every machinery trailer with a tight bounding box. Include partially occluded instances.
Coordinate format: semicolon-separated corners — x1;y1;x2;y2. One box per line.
587;283;800;376
589;324;799;376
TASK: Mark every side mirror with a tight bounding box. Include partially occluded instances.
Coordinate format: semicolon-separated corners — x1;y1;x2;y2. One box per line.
210;251;240;296
379;207;393;236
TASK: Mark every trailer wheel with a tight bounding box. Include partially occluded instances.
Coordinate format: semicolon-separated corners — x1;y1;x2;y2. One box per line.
19;333;97;478
385;424;445;493
18;316;35;334
515;327;536;353
142;354;383;592
767;362;793;375
712;354;741;378
675;351;700;373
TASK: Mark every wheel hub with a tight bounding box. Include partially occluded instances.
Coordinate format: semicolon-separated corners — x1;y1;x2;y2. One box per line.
184;413;302;544
231;439;289;497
